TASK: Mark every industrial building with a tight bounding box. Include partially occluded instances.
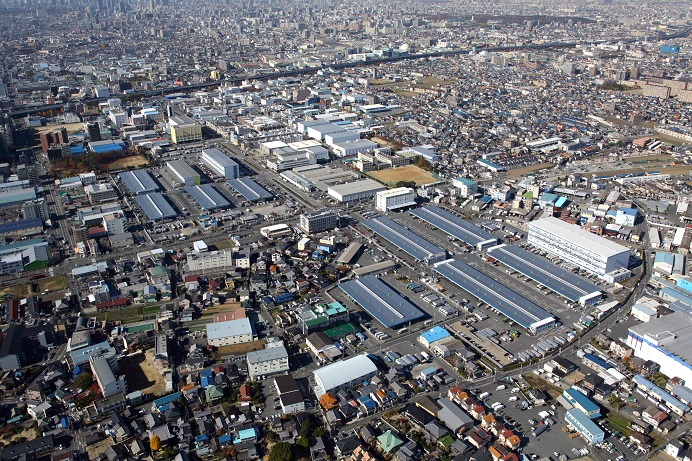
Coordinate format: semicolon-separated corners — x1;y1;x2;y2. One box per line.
246;346;289;379
206;318;255;347
528;217;631;277
299;209;338;234
200;148;239;179
260;223;292;239
564;409;605;444
410;205;498;250
312;354;379;397
487;244;602;306
166;160;200;186
168;115;202;144
331;139;379;157
627;312;692;386
339;275;425;328
452;177;478;198
375;187;416;212
433;259;556;335
134;193;178;220
227;177;273;202
362;216;446;265
184;185;230;210
336;242;363;264
328;179;386;203
119;170;159;195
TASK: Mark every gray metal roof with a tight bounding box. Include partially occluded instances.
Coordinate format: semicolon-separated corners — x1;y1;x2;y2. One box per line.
166;159;198;181
339;275;425;328
119;169;159;195
134;193;178;220
487;244;601;303
227;178;273;202
246;345;288;364
185;184;230;210
206;318;253;341
410;205;497;247
363;216;445;264
433;259;554;332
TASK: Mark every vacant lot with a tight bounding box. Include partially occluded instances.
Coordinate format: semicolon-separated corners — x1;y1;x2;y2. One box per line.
107;154;149;169
94;304;161;322
369;165;437;186
120;349;167;395
596;165;692;177
214;340;266;358
523;374;562;399
37;275;68;292
507;163;555;177
0;275;67;300
36;122;84;135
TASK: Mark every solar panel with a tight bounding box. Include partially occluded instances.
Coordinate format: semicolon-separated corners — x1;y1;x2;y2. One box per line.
434;259;554;333
363;216;445;264
119;170;159;195
134;193;178;220
410;205;497;248
227;178;273;202
185;184;231;210
339;275;425;328
487;244;601;303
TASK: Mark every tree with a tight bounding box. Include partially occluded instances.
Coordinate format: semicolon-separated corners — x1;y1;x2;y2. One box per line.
74;372;93;390
268;442;293;461
266;431;279;443
150;434;161;452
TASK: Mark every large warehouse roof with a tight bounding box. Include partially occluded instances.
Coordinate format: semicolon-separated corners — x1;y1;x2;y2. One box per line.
410;205;497;248
363;216;445;264
339;275;425;327
167;159;198;179
529;217;630;258
134;193;178;220
185;184;230;210
313;355;378;393
119;169;159;195
433;259;555;334
227;178;273;202
487;244;601;304
206;318;253;341
328;179;385;198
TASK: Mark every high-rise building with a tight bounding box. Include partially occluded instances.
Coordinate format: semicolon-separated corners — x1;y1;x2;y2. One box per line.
299;209;337;234
86;122;101;142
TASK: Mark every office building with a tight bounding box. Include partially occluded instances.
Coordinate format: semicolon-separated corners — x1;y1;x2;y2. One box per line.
90;350;126;398
168;115;202;143
528;217;630;277
167;160;200;186
375;187;416;212
86;122;101;141
452;177;479;198
186;249;234;274
561;388;601;419
85;183;118;204
246;346;289;379
22;199;49;222
200;148;239;179
299;209;337;234
274;374;305;414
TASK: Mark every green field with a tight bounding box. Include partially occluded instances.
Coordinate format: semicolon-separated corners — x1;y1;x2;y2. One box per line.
94;304;164;322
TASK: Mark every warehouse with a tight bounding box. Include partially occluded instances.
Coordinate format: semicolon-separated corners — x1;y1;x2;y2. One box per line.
336;242;363;264
363;216;446;265
185;185;230;210
339;275;425;328
564;409;605;444
313;354;379;397
119;169;159;195
487;244;602;306
166;160;200;186
375;187;416;212
328;179;386;203
200;148;239;179
227;178;273;202
134;193;178;220
528;217;630;277
433;259;556;335
561;388;601;419
410;205;497;250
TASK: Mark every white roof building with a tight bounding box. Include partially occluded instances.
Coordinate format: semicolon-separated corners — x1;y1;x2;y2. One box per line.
206;318;254;347
313;355;378;397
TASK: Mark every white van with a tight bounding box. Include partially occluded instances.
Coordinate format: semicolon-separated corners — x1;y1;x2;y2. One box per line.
478;392;490;400
511;387;521;394
496;385;506;391
508;396;519;402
